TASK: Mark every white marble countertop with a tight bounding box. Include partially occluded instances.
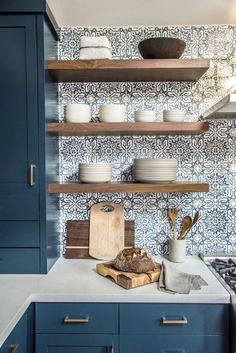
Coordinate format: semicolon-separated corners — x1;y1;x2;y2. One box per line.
0;255;230;347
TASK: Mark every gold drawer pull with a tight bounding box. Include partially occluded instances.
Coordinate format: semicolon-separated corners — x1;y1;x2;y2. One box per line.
162;316;188;325
63;315;89;323
10;344;20;353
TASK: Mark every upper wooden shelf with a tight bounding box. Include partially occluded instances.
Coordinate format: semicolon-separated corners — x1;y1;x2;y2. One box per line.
47;59;210;82
48;181;209;194
47;122;209;136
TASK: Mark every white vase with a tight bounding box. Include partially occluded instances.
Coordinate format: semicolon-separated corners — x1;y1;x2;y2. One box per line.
169;238;186;263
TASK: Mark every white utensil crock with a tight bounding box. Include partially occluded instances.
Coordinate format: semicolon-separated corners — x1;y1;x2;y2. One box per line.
169;239;186;263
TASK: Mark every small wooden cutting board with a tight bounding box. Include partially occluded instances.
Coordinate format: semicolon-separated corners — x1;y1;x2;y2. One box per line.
89;202;125;260
96;262;161;289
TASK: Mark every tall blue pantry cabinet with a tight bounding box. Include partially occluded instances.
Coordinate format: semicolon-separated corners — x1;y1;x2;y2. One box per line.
0;0;59;273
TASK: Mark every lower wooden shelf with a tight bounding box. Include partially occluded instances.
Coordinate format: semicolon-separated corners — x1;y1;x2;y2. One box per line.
48;181;209;194
47;121;209;136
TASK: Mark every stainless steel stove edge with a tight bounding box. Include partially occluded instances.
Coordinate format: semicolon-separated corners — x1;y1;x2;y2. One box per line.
199;253;236;302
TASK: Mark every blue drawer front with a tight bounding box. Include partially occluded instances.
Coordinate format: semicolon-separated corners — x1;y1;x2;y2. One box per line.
0;221;39;247
36;334;118;353
0;195;39;220
0;248;40;273
120;304;229;335
120;335;228;353
36;303;119;334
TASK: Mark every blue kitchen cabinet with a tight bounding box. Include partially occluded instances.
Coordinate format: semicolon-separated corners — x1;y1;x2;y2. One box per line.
0;304;34;353
35;302;229;353
120;303;229;353
36;335;118;353
35;303;119;353
120;335;227;353
0;0;59;273
0;312;27;353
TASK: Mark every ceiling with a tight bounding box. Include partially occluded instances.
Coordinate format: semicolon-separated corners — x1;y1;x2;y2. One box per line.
47;0;236;27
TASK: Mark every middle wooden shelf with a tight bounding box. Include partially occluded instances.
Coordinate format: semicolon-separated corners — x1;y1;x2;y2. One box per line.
48;181;209;194
47;121;209;136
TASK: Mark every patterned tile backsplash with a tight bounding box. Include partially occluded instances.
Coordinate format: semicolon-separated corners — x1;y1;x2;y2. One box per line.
58;25;236;256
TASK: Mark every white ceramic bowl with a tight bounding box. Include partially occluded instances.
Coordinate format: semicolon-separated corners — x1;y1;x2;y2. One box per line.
134;110;156;122
100;104;125;111
79;162;112;183
163;109;185;115
100;115;126;123
100;104;126;122
134;158;178;166
163;115;185;122
65;104;91;123
65;104;91;111
65;113;91;123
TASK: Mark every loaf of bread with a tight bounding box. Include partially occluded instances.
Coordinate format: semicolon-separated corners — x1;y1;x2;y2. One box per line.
113;247;157;273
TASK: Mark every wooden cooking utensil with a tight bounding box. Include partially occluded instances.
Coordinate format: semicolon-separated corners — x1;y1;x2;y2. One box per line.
181;211;201;240
89;201;125;260
192;211;201;227
178;216;192;240
167;208;179;240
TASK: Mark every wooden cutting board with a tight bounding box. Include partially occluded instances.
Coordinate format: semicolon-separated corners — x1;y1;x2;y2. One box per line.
89;202;125;260
96;262;161;289
65;220;135;259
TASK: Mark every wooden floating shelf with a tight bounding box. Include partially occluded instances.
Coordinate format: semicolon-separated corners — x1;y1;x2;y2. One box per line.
47;122;209;136
47;59;210;82
48;181;209;194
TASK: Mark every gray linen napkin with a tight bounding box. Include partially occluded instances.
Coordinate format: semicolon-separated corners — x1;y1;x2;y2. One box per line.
158;260;208;294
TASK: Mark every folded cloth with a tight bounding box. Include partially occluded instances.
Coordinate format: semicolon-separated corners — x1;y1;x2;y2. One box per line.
79;47;112;60
80;36;112;50
158;260;208;294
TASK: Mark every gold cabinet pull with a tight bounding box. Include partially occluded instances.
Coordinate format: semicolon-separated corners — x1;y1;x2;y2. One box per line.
10;344;20;353
162;316;188;325
63;315;89;323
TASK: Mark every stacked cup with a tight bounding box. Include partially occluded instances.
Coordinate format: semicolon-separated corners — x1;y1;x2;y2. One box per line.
133;158;177;183
65;104;91;123
79;163;112;183
163;109;186;122
134;110;156;122
100;104;126;122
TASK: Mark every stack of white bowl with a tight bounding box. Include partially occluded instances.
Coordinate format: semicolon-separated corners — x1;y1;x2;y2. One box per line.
163;109;186;122
100;104;126;122
79;163;112;183
133;158;177;183
134;110;156;122
65;104;91;123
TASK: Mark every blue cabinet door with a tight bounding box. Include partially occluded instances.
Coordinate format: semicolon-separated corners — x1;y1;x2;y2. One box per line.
120;335;228;353
36;334;118;353
0;15;39;221
1;312;27;353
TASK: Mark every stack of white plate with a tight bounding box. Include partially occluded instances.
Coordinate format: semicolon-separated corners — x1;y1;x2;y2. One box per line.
134;110;156;122
79;163;112;183
100;104;126;122
163;110;186;122
133;158;177;183
65;104;91;123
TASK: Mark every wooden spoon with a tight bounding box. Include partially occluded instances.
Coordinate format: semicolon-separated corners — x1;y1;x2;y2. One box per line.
181;211;201;239
178;216;192;240
167;208;179;240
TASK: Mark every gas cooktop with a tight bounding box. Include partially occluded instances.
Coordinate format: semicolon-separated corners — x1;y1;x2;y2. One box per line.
200;254;236;302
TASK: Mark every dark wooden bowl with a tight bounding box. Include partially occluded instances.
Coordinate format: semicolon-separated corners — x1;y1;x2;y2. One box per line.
138;37;186;59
